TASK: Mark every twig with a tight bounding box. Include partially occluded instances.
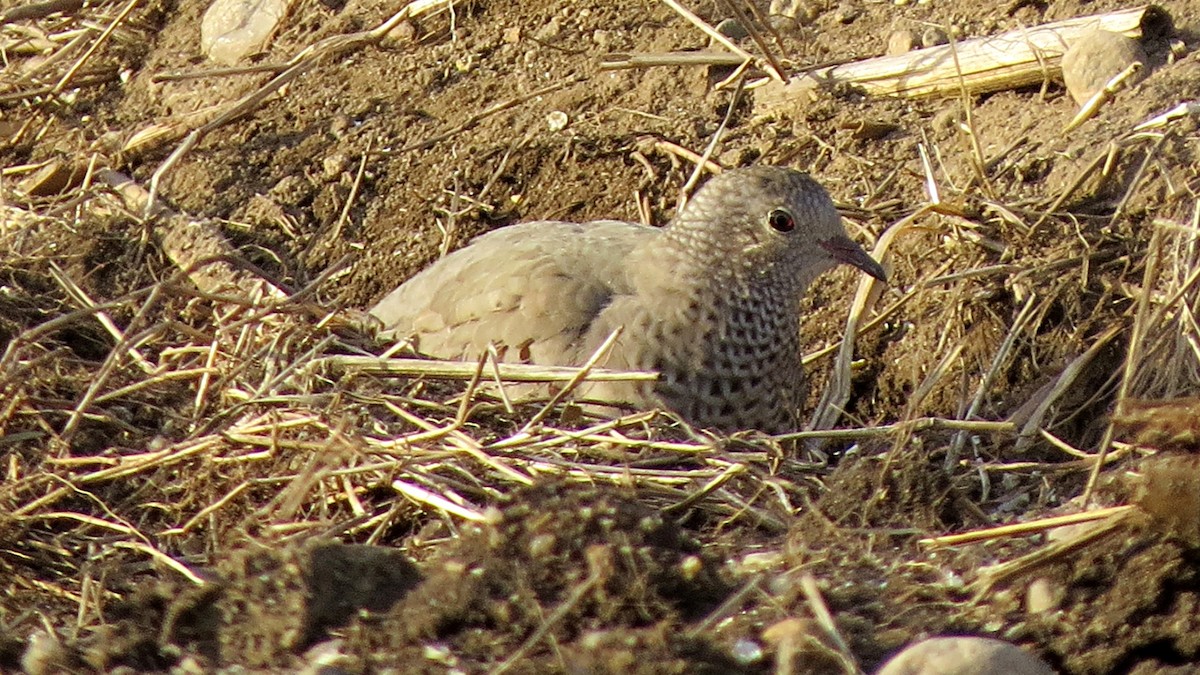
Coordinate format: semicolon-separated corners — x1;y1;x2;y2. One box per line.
716;0;787;80
1063;61;1144;133
46;261;155;373
330;136;372;243
147;0;454;214
61;287;169;442
681;75;744;201
389;75;586;155
662;462;747;515
1084;224;1163;504
778;417;1015;442
391;479;491;522
653;139;724;175
111;541;207;586
920;504;1134;548
754;5;1166;109
800;574;862;675
51;0;140;95
484;344;517;414
518;327;624;435
160;482;252;536
600;51;748;69
491;545;612;675
810;206;931;434
1013;324;1124;453
0;70;116;105
658;0;782;83
151;62;287;82
1;0;84;22
314;354;657;382
946;295;1038;469
968;509;1134;596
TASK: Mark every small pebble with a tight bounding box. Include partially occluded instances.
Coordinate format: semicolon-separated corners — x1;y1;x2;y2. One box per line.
768;0;821;31
382;19;416;47
1060;28;1148;106
1025;578;1061;615
717;147;754;168
887;29;917;55
328;114;351;138
545;111;569;132
528;533;555;557
715;18;749;40
833;2;860;24
322;153;349;179
931;107;962;132
921;26;949;47
680;555;703;580
21;632;66;675
533;17;561;41
173;656;208;674
732;639;764;664
738;550;785;572
876;636;1055;675
200;0;288;65
299;639;353;675
762;617;816;646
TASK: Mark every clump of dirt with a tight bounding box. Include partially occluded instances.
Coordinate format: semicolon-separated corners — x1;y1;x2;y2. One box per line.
210;540;423;668
344;482;736;672
1031;526;1200;674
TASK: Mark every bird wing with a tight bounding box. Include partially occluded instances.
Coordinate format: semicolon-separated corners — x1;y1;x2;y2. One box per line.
369;220;653;364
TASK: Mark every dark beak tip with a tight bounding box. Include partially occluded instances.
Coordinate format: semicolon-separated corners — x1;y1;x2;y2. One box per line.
823;237;887;283
862;260;888;283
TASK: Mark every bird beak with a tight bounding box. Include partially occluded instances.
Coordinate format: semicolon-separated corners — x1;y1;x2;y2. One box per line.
820;236;887;282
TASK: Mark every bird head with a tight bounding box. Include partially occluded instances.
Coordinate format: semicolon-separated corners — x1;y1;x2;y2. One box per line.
668;166;886;288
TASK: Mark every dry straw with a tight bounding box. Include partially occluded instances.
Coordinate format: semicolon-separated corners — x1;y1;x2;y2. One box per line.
2;0;1199;663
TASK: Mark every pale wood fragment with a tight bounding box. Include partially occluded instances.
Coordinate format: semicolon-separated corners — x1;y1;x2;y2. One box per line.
97;169;286;300
755;5;1171;113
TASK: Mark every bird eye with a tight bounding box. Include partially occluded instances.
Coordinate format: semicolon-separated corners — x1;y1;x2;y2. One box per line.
768;209;795;233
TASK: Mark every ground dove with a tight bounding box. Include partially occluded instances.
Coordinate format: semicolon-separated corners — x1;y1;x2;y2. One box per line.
370;166;886;433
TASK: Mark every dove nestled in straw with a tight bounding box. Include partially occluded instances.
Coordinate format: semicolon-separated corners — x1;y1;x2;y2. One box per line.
371;166;886;433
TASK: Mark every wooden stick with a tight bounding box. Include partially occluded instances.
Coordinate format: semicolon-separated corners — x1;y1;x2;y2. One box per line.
919;504;1135;548
97;169;286;299
312;355;658;383
755;5;1170;112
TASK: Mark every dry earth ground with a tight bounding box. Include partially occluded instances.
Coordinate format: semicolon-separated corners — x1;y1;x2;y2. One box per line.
3;0;1200;672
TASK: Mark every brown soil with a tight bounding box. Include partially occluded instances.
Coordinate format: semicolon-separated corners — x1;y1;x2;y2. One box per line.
3;0;1200;672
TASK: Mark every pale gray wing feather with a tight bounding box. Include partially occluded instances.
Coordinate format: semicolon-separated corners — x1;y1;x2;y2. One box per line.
369;220;654;364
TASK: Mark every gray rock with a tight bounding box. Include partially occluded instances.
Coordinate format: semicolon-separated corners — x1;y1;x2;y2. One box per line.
1061;29;1148;106
875;636;1056;675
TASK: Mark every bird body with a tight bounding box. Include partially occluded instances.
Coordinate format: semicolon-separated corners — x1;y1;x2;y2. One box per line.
370;167;885;433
